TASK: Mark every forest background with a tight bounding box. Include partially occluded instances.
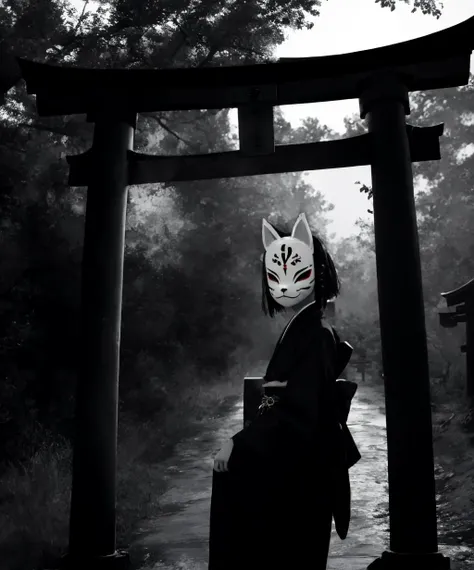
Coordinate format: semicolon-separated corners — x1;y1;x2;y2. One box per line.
0;0;473;568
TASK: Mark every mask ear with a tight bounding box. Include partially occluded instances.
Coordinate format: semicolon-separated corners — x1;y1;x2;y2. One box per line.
291;213;314;253
262;218;281;251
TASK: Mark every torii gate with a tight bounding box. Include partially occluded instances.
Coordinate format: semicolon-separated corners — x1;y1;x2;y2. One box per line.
2;14;474;570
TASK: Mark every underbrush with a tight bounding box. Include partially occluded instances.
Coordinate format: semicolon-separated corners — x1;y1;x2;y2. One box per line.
364;372;474;568
0;435;72;570
432;383;474;559
0;358;247;570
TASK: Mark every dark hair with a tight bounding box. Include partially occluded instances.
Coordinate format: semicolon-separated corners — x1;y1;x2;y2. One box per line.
261;225;341;318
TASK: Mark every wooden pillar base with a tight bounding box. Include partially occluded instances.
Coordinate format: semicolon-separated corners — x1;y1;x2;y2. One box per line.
368;550;450;570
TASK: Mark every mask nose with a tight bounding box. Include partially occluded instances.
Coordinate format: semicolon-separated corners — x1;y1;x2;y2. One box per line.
281;287;288;293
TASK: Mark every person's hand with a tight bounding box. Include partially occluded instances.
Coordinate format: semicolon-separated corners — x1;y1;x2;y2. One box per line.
262;380;287;387
213;439;234;472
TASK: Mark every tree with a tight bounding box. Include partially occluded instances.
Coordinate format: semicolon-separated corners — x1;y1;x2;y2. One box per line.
331;236;381;370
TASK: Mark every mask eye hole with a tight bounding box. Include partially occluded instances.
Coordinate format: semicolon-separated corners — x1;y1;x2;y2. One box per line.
267;273;279;283
295;269;312;282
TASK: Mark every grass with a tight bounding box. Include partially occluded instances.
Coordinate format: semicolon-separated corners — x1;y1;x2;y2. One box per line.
0;358;247;570
432;397;474;544
0;436;72;570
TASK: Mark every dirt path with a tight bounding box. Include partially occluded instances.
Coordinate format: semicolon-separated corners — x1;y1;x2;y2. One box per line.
129;383;472;570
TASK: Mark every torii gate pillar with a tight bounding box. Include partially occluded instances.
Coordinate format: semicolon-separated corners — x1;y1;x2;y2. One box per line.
360;74;449;569
65;111;135;570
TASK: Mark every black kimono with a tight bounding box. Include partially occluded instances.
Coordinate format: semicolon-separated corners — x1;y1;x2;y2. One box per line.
208;301;358;570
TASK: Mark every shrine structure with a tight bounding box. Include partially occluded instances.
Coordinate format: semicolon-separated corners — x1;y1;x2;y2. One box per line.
440;278;474;402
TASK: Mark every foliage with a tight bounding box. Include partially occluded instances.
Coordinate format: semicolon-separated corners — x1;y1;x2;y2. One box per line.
375;0;443;17
331;236;382;373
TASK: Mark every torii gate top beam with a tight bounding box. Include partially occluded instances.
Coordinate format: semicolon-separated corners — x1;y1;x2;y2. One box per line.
15;15;474;116
441;278;474;307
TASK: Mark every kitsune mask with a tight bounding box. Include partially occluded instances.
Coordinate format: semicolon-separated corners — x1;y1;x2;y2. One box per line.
262;214;315;308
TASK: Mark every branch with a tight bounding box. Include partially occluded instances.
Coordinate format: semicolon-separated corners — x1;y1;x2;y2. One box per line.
73;0;90;34
142;114;200;151
47;5;139;65
230;40;267;60
440;413;455;429
171;17;192;43
155;117;195;148
198;45;219;67
49;0;90;60
159;20;193;62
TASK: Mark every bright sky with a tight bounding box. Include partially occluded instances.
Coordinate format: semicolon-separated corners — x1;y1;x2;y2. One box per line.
264;1;474;239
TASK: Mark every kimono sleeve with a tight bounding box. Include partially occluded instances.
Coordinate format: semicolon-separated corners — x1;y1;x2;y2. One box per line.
231;326;337;459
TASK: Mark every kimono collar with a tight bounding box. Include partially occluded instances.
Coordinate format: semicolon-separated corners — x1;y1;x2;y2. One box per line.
279;301;323;345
